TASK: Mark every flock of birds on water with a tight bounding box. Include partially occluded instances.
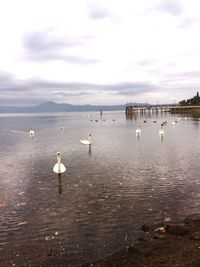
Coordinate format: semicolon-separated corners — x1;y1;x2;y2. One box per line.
28;116;187;176
29;127;92;176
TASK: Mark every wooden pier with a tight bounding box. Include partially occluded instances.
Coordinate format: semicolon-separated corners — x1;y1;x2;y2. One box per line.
125;105;200;115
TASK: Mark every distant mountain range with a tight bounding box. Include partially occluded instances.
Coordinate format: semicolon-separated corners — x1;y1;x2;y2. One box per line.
0;101;146;113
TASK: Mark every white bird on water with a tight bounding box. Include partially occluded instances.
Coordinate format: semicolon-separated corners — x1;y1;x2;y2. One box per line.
136;126;141;135
53;152;66;174
29;128;35;138
80;134;92;145
159;127;164;135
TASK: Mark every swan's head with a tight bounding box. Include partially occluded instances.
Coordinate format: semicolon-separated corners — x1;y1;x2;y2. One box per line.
57;152;61;159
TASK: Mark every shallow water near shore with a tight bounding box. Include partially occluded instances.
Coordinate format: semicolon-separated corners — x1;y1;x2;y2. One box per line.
0;111;200;266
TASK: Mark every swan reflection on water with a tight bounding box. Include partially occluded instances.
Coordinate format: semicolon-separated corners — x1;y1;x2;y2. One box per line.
58;174;62;194
160;134;164;142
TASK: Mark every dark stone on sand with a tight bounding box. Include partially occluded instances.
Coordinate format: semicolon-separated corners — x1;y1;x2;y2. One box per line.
190;232;200;240
127;244;139;254
154;233;165;240
85;217;200;267
142;224;150;232
154;227;165;235
165;224;190;236
46;248;53;256
137;232;149;242
184;217;196;224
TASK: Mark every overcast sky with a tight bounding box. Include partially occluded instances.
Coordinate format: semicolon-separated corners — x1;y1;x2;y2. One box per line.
0;0;200;106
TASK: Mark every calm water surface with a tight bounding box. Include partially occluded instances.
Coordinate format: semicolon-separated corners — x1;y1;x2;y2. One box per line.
0;111;200;266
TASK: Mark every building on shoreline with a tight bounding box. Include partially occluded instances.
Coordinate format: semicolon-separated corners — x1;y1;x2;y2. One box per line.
179;92;200;106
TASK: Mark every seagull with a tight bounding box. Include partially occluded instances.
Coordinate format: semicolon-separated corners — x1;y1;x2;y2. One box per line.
29;128;35;138
53;152;66;174
80;134;92;145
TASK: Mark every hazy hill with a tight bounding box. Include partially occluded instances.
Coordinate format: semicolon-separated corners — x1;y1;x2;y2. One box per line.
0;101;131;113
0;101;149;113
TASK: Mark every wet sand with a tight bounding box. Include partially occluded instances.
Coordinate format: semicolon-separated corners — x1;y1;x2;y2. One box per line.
83;216;200;267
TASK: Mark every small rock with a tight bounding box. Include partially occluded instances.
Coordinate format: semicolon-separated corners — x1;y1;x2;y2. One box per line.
191;232;200;240
128;244;139;254
165;217;172;222
165;224;189;236
137;232;149;241
142;224;150;232
154;233;165;240
17;221;27;226
154;227;166;235
0;203;6;209
184;217;195;224
46;248;53;256
137;237;147;242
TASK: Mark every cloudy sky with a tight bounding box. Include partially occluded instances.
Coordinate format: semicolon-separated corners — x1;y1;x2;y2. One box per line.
0;0;200;106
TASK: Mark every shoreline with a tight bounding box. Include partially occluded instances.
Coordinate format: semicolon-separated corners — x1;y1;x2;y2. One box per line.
83;215;200;267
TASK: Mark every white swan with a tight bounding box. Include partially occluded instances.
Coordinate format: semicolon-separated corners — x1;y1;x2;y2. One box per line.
172;121;177;125
29;128;35;138
159;127;164;135
53;152;66;174
136;126;141;135
80;134;91;145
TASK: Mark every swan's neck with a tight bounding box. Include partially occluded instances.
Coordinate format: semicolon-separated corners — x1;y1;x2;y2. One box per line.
57;156;61;174
88;135;91;142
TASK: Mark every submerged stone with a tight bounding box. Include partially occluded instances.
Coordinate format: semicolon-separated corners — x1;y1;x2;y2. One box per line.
165;224;189;236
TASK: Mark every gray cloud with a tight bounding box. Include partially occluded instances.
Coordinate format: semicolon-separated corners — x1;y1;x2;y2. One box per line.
155;0;183;16
88;3;112;20
0;72;158;105
180;18;195;28
29;80;157;94
136;59;156;66
52;91;92;97
23;31;99;64
0;72;27;93
161;71;200;83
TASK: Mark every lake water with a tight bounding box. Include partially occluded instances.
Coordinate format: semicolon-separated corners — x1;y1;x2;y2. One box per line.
1;111;200;266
